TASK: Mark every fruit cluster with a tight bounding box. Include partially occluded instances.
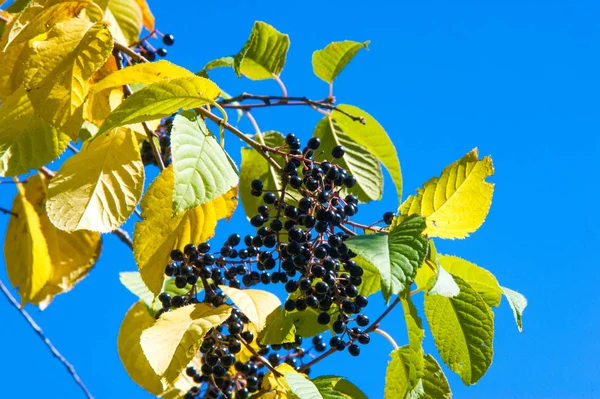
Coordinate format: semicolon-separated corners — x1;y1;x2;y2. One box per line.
156;133;395;398
135;31;175;61
141;117;173;167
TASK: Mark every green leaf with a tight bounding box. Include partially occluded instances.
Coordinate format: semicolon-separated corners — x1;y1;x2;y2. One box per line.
439;254;502;307
333;105;403;202
219;286;281;332
427;264;460;298
351;254;381;297
312;376;368;399
420;355;452;399
140;304;232;384
197;56;234;77
98;76;221;134
345;215;428;301
501;286;527;332
46;127;144;232
293;305;340;338
258;307;297;345
0;85;70;177
120;271;154;308
171;112;238;213
398;148;494;239
312;40;369;83
236;21;290;80
284;372;323;399
239;131;285;219
424;276;494;385
385;346;423;399
313;116;383;202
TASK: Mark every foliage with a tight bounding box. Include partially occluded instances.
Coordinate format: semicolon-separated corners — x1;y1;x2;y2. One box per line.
0;3;527;399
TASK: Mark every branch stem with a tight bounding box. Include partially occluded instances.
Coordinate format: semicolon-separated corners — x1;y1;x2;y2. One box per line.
0;280;95;399
374;328;399;350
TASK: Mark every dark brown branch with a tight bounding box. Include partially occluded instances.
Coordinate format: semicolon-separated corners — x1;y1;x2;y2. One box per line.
218;94;366;124
0;279;95;399
0;207;17;217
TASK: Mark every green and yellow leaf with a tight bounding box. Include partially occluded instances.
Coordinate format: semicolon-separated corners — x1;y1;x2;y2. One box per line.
424;276;494;385
312;376;368;399
133;0;154;31
284;372;323;399
312;41;369;84
258;307;297;346
133;166;237;295
398;148;494;239
104;0;142;46
501;286;527;332
219;286;281;332
171;112;239;213
236;21;290;80
140;303;232;384
0;85;70;177
46;127;144;232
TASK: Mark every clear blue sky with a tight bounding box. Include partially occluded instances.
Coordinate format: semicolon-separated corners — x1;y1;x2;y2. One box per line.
1;1;599;398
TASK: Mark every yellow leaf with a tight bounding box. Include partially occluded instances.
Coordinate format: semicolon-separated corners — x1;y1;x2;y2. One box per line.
104;0;142;46
140;303;232;384
89;60;194;96
21;173;102;309
85;55;123;126
219;286;281;332
399;148;494;239
133;0;154;31
118;301;164;395
46;127;144;232
0;85;70;177
5;183;52;305
134;166;238;295
262;364;300;398
236;323;260;363
23;18;113;137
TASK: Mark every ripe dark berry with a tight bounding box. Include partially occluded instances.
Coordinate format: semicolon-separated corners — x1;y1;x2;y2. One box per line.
268;353;281;366
228;234;241;246
212;364;226;377
315;341;327;352
383;211;395;225
315;281;329;294
175;276;188;288
330;336;343;348
162;33;175;45
333;320;346;334
332;145;345;158
156;48;167;57
250;214;264;227
145;51;156;61
237;388;249;398
317;191;330;204
355;295;368;308
263;192;277;204
284;299;296;311
203;254;215;265
183;244;197;256
344;175;357;188
165;264;176;276
358;333;371;345
290;175;302;189
186;366;196;377
356;314;369;326
317;312;331;325
289;227;304;241
307;137;321;149
348;344;360;356
346;284;358;297
285;133;296;145
305;178;319;191
251;179;264;191
290;138;301;150
198;242;211;253
315;221;328;233
170;249;184;261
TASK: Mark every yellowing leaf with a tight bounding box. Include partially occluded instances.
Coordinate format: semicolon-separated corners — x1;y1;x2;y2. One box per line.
118;301;164;395
399;148;494;239
21;173;102;309
5;183;52;304
98;76;221;135
133;0;154;31
439;254;502;307
219;286;281;332
46;127;144;232
133;166;238;295
284;372;323;399
23;19;113;137
312;40;369;84
236;323;261;363
140;303;232;383
0;85;70;177
263;363;299;396
104;0;142;46
89;60;194;95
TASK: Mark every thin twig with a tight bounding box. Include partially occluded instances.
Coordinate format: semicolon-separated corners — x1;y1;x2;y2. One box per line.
113;41;149;64
0;279;95;399
374;328;399;350
195;107;282;173
0;207;17;217
239;337;282;377
111;228;133;249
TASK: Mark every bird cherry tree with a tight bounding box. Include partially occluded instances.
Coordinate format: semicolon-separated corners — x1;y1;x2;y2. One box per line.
0;1;527;398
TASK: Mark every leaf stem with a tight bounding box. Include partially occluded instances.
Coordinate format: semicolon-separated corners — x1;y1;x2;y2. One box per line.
374;328;399;350
272;74;288;98
0;279;95;399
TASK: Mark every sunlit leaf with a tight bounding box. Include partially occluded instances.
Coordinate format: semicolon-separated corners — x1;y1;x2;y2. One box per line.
23;18;113;137
258;307;297;345
399;148;494;239
0;86;70;177
345;215;428;301
140;303;232;384
312;40;369;83
424;276;494;385
284;372;323;399
134;166;237;295
313;116;383;202
171;112;239;213
501;286;527;332
133;0;154;31
312;376;368;399
236;21;290;80
419;355;452;399
104;0;142;46
46;127;144;232
219;286;281;332
333;105;403;202
98;76;221;134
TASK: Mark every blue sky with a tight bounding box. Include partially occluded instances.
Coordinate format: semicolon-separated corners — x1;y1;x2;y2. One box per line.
1;1;599;398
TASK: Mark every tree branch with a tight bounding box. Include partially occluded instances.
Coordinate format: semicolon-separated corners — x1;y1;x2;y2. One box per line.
0;279;95;399
113;40;149;64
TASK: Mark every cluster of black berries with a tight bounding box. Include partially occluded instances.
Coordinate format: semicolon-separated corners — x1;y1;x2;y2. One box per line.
141;118;173;167
135;31;175;61
155;132;396;398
